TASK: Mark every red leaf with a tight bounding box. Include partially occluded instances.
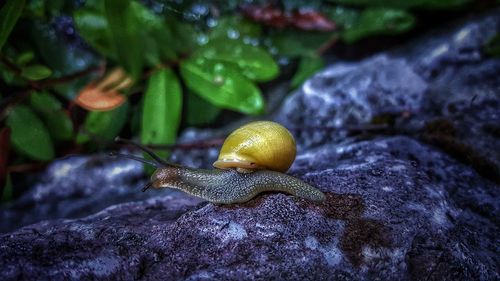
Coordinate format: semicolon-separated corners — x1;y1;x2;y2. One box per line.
241;5;336;32
292;10;336;31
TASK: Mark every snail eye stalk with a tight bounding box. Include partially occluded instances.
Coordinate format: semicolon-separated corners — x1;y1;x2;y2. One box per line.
114;137;170;166
109;152;159;168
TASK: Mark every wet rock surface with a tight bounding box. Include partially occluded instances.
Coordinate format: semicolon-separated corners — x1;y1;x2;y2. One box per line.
1;10;500;281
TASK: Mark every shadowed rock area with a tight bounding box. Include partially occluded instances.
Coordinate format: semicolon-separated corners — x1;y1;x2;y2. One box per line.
1;10;499;281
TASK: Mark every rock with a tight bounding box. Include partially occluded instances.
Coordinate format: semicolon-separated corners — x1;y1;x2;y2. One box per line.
275;55;428;147
1;8;500;281
0;137;498;280
0;153;202;233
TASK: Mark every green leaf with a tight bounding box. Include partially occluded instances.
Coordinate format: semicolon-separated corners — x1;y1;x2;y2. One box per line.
16;51;35;66
29;91;74;141
324;6;359;29
185;90;221;126
0;64;17;84
141;68;182;159
6;105;54;161
166;19;198;55
342;9;415;43
73;8;115;58
180;57;264;115
270;31;331;57
29;91;62;112
104;0;143;80
44;111;74;141
199;39;279;82
0;0;26;51
129;1;176;64
83;101;129;141
291;55;324;89
21;64;52;80
210;16;261;40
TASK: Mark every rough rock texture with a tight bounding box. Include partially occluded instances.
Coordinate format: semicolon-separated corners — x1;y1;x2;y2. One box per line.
1;10;500;281
276;56;428;147
0;154;201;233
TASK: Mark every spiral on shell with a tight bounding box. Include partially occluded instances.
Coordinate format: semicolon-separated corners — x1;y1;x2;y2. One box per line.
213;121;297;173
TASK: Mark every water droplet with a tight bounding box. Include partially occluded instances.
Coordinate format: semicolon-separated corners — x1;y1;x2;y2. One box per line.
195;57;205;65
243;37;259;46
278;57;290;66
207;18;218;28
191;4;209;16
197;34;209;45
213;75;224;85
268;47;278;55
214;63;224;72
227;29;240;39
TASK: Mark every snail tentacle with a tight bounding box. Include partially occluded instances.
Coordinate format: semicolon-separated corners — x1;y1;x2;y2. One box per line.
114;137;171;167
109;152;159;168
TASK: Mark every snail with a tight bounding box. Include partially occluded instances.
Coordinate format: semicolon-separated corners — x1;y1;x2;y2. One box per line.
112;121;325;204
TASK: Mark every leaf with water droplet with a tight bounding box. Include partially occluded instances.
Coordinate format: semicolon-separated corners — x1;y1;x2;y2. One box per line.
180;57;264;115
197;39;279;82
210;16;261;40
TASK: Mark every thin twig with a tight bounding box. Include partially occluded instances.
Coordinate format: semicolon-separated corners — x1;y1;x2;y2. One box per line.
30;64;104;89
146;138;226;150
7;162;47;173
316;35;339;55
0;55;22;74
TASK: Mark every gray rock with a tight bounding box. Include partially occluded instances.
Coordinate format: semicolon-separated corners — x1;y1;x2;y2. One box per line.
1;8;499;281
0;153;202;233
0;137;498;280
275;55;428;147
401;11;500;81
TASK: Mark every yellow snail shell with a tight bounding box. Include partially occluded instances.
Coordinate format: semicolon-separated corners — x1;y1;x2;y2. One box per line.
213;121;297;173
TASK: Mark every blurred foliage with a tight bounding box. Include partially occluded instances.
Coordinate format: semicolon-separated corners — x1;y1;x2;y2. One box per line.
0;0;491;197
485;33;500;57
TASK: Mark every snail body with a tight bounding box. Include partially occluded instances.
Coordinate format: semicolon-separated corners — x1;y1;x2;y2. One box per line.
113;121;325;204
151;166;325;204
